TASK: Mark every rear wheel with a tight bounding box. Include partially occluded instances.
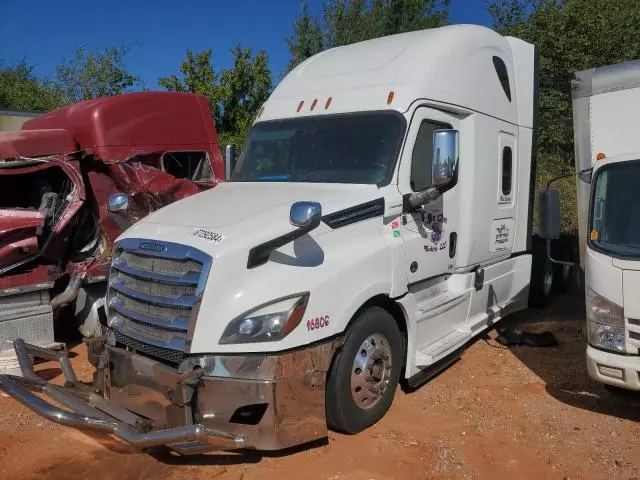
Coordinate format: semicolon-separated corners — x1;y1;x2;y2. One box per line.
529;255;554;308
553;262;573;294
326;306;402;434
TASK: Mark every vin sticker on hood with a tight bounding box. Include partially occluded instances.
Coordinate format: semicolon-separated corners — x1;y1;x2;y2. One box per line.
192;228;225;244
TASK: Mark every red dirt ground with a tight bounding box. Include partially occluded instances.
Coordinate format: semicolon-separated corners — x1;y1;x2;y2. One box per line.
1;292;639;480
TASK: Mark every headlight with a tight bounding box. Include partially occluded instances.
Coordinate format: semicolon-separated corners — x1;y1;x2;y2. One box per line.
587;289;625;352
220;293;309;344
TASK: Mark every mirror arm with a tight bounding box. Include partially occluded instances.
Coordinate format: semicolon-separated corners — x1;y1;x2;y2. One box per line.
403;187;441;212
545;239;574;267
246;216;322;269
545;168;592;190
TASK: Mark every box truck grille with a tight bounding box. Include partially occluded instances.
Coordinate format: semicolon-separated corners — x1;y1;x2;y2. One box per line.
107;239;211;362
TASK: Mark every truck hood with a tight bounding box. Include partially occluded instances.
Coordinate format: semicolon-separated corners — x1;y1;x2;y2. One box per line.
122;182;384;256
140;181;381;229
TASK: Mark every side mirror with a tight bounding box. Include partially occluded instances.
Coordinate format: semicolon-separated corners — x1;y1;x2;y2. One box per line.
578;167;593;184
538;189;561;239
107;193;129;214
247;201;323;268
225;144;235;181
432;129;459;186
290;201;322;228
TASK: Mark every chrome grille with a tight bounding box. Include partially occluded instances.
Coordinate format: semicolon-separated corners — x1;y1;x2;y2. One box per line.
119;251;202;276
107;238;211;362
112;270;197;298
113;292;188;322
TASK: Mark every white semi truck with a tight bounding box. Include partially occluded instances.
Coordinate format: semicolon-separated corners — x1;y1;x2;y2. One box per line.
564;60;640;391
0;25;546;453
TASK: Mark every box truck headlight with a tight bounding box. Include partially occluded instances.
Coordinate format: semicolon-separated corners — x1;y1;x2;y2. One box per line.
220;294;309;344
587;290;625;352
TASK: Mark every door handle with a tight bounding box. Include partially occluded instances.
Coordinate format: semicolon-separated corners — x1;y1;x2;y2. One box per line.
449;232;457;258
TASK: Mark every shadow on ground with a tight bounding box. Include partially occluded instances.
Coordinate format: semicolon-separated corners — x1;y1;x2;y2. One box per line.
499;283;640;422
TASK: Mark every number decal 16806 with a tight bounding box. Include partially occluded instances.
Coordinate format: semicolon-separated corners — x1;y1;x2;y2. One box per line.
306;315;329;331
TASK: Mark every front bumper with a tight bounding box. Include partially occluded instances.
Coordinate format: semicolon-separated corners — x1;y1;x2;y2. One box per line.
0;337;340;454
586;344;640;390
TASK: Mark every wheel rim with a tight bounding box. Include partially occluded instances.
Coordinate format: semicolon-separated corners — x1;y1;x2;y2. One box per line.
543;265;553;296
350;333;392;410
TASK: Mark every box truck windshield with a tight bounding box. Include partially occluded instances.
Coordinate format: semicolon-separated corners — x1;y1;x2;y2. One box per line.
590;160;640;257
232;112;405;184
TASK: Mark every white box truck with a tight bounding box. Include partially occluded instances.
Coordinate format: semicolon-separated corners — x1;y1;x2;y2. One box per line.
567;60;640;391
0;25;548;453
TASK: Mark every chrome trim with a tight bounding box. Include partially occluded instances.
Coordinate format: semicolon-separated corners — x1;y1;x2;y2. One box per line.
109;298;189;332
113;315;187;351
0;281;54;298
0;374;247;450
110;279;197;308
112;258;200;286
0;338;342;454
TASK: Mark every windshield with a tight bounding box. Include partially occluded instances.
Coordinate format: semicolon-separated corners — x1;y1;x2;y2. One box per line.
590;160;640;257
231;112;405;184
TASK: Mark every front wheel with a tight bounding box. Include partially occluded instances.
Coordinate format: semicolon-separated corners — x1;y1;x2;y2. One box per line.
326;306;402;434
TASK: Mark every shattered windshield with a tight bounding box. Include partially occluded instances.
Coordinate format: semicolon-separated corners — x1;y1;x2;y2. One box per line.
590;160;640;257
231;112;405;185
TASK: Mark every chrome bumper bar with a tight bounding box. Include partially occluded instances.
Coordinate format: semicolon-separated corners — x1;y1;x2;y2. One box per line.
0;340;247;453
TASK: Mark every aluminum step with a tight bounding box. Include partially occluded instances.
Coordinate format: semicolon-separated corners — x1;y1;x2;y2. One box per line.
415;329;471;367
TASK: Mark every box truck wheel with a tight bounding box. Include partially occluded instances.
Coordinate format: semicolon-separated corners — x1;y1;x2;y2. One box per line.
326;306;402;434
529;256;554;308
553;263;573;294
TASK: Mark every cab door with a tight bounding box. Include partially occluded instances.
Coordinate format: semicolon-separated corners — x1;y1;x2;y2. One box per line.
396;107;462;285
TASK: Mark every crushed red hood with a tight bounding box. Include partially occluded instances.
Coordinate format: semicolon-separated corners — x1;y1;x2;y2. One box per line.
0;91;224;292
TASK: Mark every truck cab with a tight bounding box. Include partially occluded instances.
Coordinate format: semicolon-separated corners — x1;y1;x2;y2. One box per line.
0;92;224;348
572;60;640;390
0;25;540;453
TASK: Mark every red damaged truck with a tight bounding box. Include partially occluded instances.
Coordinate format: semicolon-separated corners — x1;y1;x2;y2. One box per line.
0;92;224;349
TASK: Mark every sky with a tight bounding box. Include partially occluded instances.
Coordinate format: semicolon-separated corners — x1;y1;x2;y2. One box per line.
1;0;493;90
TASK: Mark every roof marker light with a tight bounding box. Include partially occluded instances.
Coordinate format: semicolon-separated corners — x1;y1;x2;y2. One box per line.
387;91;395;105
311;99;318;111
297;100;304;112
325;97;332;109
596;152;606;160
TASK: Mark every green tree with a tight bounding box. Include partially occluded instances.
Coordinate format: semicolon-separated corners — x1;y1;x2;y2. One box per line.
489;0;640;230
159;47;272;149
0;59;62;111
287;0;450;71
158;49;221;120
287;3;325;71
55;46;142;104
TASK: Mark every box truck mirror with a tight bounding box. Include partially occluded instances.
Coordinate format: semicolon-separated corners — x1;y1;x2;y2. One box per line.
578;167;593;184
432;129;459;187
538;189;561;239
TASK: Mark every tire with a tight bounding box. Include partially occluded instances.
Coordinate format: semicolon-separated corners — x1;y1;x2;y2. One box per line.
529;255;554;308
326;306;402;434
553;263;573;294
